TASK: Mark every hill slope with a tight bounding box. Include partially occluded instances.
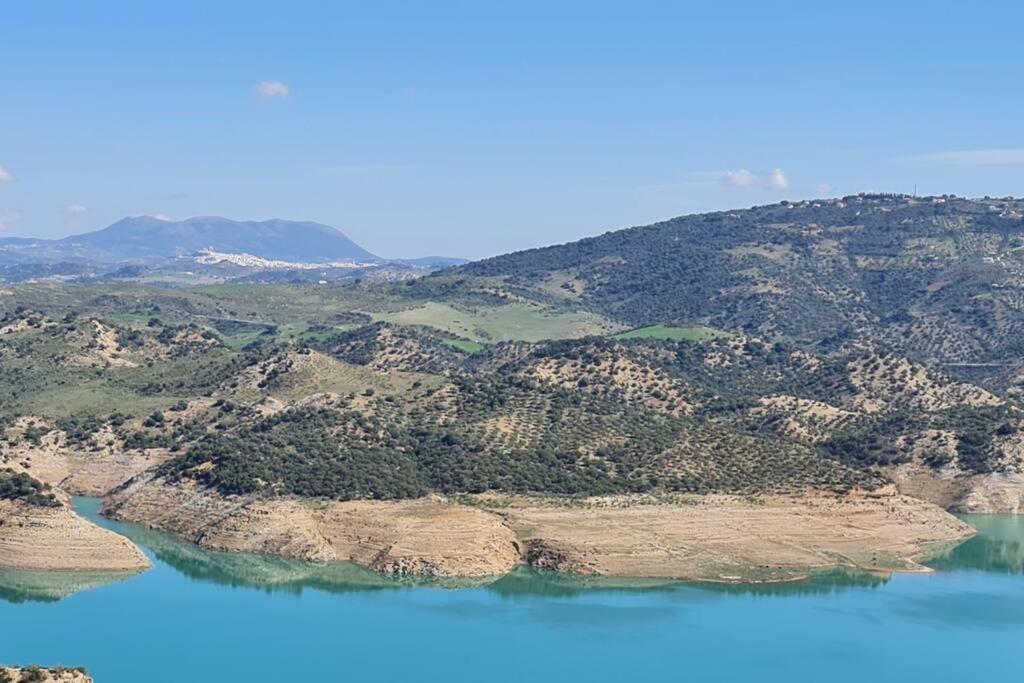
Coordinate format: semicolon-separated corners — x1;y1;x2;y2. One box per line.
430;195;1024;385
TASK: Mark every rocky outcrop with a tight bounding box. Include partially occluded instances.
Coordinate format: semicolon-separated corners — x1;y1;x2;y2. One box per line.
0;667;92;682
104;476;974;582
889;463;1024;514
954;472;1024;514
0;500;150;572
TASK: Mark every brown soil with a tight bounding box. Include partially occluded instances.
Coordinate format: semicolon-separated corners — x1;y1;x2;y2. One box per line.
0;500;150;572
5;446;173;497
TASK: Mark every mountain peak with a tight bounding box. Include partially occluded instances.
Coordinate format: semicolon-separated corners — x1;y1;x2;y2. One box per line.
58;215;378;263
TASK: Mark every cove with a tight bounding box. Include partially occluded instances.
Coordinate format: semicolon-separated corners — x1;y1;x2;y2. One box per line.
0;499;1022;682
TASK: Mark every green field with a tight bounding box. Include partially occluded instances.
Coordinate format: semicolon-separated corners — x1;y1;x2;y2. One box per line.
376;301;624;343
612;325;732;342
443;338;486;354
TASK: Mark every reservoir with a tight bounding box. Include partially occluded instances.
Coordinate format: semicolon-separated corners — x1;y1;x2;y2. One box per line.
0;499;1021;682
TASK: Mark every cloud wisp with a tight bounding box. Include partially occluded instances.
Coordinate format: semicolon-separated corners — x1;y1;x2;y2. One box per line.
253;80;291;99
0;165;12;182
633;168;792;199
768;168;789;191
65;204;88;216
721;168;790;191
898;149;1024;165
723;169;758;188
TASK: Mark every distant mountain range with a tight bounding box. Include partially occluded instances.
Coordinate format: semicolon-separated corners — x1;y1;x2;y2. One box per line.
0;216;378;263
0;216;466;283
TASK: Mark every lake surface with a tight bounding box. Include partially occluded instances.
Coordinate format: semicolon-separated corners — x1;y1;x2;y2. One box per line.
1;500;1022;682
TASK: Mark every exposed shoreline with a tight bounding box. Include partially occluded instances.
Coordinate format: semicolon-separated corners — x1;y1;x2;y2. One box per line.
98;476;975;584
0;500;151;573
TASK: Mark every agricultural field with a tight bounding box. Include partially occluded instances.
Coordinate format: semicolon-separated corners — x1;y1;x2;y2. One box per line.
374;301;624;343
612;325;732;342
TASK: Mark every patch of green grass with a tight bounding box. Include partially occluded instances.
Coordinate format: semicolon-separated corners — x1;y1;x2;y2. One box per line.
612;324;732;342
444;338;485;354
375;301;623;343
220;331;268;350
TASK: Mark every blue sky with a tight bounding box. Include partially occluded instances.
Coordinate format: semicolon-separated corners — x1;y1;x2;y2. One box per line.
1;1;1022;259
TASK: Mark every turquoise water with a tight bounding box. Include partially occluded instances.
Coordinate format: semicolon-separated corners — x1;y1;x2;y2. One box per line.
1;501;1022;682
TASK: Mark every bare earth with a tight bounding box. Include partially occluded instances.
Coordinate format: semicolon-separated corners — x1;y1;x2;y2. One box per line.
497;490;972;581
103;476;521;577
2;427;173;496
0;500;151;572
104;477;972;582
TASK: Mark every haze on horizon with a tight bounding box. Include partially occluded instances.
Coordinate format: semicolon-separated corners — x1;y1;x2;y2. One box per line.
2;1;1023;260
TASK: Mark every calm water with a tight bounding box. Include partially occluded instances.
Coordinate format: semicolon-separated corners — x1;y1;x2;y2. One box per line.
1;500;1022;682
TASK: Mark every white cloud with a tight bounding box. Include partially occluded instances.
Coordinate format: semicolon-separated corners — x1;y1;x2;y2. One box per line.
898;149;1024;165
253;80;291;99
722;168;790;191
153;214;171;221
723;169;758;188
65;204;88;216
816;183;833;197
0;165;12;182
768;168;789;191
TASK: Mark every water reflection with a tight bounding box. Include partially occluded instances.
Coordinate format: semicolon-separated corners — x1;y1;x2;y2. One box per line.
0;569;138;604
119;519;498;594
487;566;891;599
928;514;1024;575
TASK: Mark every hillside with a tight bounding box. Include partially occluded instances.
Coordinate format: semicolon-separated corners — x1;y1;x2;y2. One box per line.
1;300;1020;511
426;194;1024;389
3;196;1024;582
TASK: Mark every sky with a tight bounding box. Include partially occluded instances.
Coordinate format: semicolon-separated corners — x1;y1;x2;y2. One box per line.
1;1;1023;259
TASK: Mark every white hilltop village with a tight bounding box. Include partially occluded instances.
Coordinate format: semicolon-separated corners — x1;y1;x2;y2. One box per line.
192;248;377;270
